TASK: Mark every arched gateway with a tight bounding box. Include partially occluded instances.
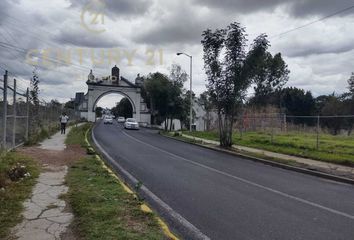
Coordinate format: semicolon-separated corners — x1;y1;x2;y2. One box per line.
75;66;151;124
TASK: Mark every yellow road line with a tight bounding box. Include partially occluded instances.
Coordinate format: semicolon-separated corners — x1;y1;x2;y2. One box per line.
141;204;153;213
157;218;180;240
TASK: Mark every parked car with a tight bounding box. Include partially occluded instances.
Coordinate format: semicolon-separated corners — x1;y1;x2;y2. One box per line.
103;115;113;124
124;118;139;130
117;116;125;123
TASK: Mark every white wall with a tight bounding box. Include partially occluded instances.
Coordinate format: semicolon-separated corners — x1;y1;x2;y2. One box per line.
161;119;182;131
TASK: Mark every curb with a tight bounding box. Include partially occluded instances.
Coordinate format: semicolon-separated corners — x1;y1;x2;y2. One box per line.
161;133;354;186
84;127;179;240
88;125;210;240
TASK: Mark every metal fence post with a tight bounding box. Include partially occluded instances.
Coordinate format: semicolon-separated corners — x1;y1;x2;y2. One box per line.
239;114;244;139
12;79;16;148
25;88;29;141
316;115;320;150
271;116;274;144
2;71;8;149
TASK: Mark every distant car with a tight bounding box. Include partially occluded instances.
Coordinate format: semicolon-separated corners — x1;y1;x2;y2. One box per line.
103;116;113;124
124;118;139;130
117;116;125;123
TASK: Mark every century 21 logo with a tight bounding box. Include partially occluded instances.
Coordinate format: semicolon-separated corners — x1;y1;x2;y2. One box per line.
81;0;106;34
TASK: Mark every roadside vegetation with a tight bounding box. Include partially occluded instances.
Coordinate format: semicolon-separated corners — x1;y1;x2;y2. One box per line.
65;123;91;146
65;124;167;240
26;123;60;145
0;151;39;239
183;131;354;166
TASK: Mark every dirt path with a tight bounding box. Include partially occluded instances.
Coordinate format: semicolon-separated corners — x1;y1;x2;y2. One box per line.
12;127;85;240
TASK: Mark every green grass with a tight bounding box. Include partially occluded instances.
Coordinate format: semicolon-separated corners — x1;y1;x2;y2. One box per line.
65;123;92;146
65;124;166;240
184;130;354;166
26;124;60;146
0;152;40;239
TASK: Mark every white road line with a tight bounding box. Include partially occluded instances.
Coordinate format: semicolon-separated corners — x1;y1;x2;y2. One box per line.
122;131;354;221
93;126;211;240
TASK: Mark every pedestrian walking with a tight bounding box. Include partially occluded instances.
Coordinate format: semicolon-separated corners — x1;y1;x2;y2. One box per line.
59;113;69;134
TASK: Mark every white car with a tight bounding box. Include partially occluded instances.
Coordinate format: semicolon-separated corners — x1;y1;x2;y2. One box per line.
117;116;125;123
124;118;139;130
103;116;113;124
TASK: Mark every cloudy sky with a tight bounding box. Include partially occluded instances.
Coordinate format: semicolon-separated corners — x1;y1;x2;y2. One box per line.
0;0;353;108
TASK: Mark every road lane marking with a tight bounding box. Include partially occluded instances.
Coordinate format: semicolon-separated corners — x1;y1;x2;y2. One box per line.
122;131;354;221
93;126;211;240
89;126;183;240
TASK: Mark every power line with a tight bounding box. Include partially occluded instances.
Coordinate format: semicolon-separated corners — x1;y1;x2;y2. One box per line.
0;19;108;76
1;13;76;48
0;41;107;79
0;41;95;72
0;17;108;74
271;5;354;39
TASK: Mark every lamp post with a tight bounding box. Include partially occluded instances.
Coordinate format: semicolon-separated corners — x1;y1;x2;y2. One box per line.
176;52;193;132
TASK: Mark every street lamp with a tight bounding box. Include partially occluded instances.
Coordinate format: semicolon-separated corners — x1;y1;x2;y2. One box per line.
176;52;193;132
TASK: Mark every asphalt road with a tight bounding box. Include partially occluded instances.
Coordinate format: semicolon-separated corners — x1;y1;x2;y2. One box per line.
93;121;354;240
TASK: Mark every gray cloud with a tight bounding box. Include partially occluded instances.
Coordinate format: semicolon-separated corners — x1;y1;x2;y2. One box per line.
132;3;227;45
133;18;204;45
288;0;354;17
0;0;17;23
69;0;153;18
53;28;123;48
277;40;354;58
192;0;354;17
192;0;286;14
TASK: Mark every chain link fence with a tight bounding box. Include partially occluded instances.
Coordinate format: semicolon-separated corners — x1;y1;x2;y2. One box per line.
234;113;354;150
0;70;78;150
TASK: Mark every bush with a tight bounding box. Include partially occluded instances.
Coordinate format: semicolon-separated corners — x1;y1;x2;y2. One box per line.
25;124;61;146
173;132;181;137
0;152;39;238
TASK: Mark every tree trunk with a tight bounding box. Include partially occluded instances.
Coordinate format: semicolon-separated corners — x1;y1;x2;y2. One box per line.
218;113;233;147
169;117;173;131
164;117;168;131
206;111;210;131
348;125;353;136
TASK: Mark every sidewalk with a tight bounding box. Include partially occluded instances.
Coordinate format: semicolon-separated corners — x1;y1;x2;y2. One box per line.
181;134;354;178
12;127;75;240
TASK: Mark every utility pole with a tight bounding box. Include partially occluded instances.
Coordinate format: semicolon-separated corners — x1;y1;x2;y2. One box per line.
316;115;320;150
25;88;30;141
189;55;193;132
2;71;8;149
12;79;16;148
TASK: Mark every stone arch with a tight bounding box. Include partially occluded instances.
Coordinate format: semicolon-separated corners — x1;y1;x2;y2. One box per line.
92;90;136;114
81;66;150;123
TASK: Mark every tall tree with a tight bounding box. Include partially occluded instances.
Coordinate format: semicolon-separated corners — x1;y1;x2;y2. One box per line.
111;98;133;119
64;100;75;109
320;95;346;135
95;107;103;118
198;91;213;131
167;64;188;130
30;70;40;107
201;27;228;145
179;90;195;130
144;72;171;125
248;34;290;105
142;66;190;130
279;87;316;125
202;22;269;147
345;73;354;134
170;64;188;88
348;72;354;99
30;69;40;130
